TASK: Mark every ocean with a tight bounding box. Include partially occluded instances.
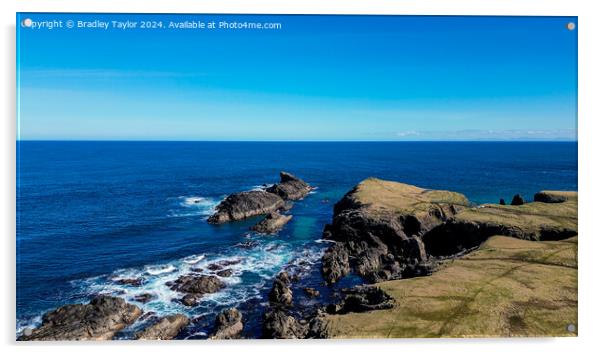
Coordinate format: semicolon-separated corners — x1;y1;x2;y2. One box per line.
16;141;578;338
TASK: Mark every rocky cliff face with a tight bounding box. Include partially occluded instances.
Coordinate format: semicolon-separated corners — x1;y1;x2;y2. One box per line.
321;179;578;285
322;178;469;283
18;296;142;341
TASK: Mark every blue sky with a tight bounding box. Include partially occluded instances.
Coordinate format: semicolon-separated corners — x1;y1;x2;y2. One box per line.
17;14;577;141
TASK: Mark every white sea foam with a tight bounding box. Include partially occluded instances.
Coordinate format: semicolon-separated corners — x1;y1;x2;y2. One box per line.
168;196;220;218
182;254;205;264
145;264;177;275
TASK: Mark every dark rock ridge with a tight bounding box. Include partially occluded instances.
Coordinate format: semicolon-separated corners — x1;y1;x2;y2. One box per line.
135;314;189;340
251;211;293;234
326;286;394;315
210;308;243;339
208;191;285;224
321;178;469;284
266;172;312;200
18;296;142;341
208;172;311;224
422;190;578;257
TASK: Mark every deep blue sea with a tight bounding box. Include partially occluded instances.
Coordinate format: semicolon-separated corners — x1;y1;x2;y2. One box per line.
16;141;577;338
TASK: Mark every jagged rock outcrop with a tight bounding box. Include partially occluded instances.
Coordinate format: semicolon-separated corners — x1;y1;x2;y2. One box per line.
266;172;312;200
210;308;243;339
208;172;312;224
251;211;292;234
18;296;142;341
263;308;307;339
321;178;469;283
269;272;293;306
326;286;394;315
135;314;189;340
208;191;285;224
422;190;578;257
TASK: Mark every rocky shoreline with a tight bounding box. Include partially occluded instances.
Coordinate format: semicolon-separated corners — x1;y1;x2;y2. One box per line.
18;175;578;340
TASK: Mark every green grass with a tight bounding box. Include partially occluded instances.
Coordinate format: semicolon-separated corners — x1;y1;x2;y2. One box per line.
324;236;578;338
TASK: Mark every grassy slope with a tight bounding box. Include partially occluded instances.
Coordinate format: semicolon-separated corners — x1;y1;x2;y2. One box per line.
325;235;578;338
352;178;469;216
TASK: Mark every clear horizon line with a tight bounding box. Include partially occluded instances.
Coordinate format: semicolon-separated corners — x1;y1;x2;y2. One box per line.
16;139;578;143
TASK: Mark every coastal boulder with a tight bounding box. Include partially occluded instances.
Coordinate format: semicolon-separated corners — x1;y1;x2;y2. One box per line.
251;211;293;234
170;275;225;295
135;314;189;340
321;178;468;283
266;172;312;200
18;296;142;341
262;308;307;339
208;190;285;224
210;308;243;339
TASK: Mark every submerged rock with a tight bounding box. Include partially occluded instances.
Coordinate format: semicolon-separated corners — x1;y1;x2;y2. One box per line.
304;287;320;298
266;171;312;200
170;275;225;295
251;211;293;234
216;269;233;277
133;293;155;304
114;278;143;287
321;178;468;283
208;190;285;224
210;308;243;339
135;314;189;340
18;296;142;341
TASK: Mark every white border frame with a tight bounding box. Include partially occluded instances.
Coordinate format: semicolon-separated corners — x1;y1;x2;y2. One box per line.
2;1;600;354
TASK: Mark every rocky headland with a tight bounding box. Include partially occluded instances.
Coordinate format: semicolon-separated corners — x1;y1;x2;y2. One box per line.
318;178;578;338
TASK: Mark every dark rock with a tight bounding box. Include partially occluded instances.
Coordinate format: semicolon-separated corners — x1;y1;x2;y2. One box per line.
235;240;259;249
114;278;143;287
334;286;395;314
269;272;293;306
210;308;243;339
135;314;189;340
170;275;225;295
181;294;199;307
216;269;233;277
133;293;155;304
499;198;506;205
306;315;329;339
207;264;222;271
262;308;307;339
266;172;312;200
18;296;142;341
321;179;467;284
511;194;525;206
321;242;350;284
534;191;573;203
251;211;293;234
208;190;285;224
304;287;320;298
